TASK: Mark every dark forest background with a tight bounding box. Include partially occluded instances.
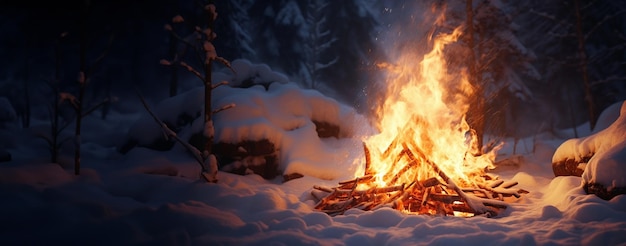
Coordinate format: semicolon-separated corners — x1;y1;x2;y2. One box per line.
0;0;625;139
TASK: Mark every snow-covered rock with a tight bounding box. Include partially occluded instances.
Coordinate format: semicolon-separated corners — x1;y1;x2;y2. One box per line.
552;101;626;199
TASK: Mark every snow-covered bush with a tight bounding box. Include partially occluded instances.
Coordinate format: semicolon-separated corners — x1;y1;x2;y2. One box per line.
552;101;626;199
124;60;367;180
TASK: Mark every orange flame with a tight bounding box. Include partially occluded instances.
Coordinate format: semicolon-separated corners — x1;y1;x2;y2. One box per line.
362;26;500;189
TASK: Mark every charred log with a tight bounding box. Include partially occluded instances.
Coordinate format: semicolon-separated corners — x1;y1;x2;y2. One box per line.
583;182;626;200
552;156;591;177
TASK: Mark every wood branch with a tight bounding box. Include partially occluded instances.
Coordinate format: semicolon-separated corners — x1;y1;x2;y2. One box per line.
311;189;328;202
421;187;431;206
313;185;334;193
81;98;110;118
212;103;235;114
381;117;421;159
211;81;228;89
406;137;500;215
338;175;373;186
429;193;462;204
333;184;405;196
371;185;405;210
136;90;206;170
363;142;372;175
421;177;440;187
382;149;409;182
386;158;417;185
500;181;517;189
214;56;235;74
168;29;199;53
180;62;204;83
488;179;504;188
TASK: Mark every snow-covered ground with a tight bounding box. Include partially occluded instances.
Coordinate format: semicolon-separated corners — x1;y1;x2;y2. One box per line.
1;114;624;245
1;63;625;244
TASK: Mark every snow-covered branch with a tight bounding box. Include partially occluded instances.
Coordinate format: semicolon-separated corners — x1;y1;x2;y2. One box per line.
59;92;79;110
211;81;228;89
179;61;204;83
137;91;205;169
214;56;234;74
212;103;235;115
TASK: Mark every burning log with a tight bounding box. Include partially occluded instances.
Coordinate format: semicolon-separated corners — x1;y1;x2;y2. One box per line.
312;139;527;217
363;143;372;175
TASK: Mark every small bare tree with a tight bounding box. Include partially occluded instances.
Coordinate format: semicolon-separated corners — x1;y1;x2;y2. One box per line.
66;1;113;175
40;32;70;164
160;3;234;183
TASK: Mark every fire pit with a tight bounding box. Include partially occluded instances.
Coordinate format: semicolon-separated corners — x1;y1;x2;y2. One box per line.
311;28;527;217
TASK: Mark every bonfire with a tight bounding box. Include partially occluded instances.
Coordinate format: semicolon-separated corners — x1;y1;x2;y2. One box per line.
311;27;527;217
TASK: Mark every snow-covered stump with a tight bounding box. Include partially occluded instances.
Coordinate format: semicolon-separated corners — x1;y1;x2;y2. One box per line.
552;101;626;200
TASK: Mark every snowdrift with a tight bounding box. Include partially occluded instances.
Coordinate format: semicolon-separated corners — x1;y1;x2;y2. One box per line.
552;101;626;199
123;59;370;181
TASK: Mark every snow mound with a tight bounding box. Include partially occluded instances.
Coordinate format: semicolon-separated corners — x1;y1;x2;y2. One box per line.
594;100;624;133
552;101;626;198
126;61;370;180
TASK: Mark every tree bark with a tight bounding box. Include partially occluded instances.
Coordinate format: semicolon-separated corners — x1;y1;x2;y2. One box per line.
74;1;88;175
22;61;30;128
168;32;179;97
203;6;216;167
465;0;485;151
574;0;596;130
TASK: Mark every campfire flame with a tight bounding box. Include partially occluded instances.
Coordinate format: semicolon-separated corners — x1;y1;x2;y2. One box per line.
311;25;527;218
362;26;500;190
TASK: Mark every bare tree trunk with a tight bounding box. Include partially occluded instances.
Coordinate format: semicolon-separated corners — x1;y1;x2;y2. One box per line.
51;39;62;164
465;0;485;152
574;0;596;130
203;8;216;165
74;2;88;175
101;69;111;120
169;32;179;97
22;60;30;128
203;61;212;162
566;86;579;138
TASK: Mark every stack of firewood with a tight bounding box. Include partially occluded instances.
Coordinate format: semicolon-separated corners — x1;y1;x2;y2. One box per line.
312;120;527;217
311;172;527;217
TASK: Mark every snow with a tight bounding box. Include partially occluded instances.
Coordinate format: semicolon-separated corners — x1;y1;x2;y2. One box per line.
553;101;626;189
2;65;626;244
128;60;367;180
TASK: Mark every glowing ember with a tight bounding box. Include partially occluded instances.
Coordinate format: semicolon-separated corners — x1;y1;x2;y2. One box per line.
362;26;500;190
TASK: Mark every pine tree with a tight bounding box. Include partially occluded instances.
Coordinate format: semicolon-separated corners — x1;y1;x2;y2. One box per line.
301;0;338;89
523;0;626;131
435;0;539;149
